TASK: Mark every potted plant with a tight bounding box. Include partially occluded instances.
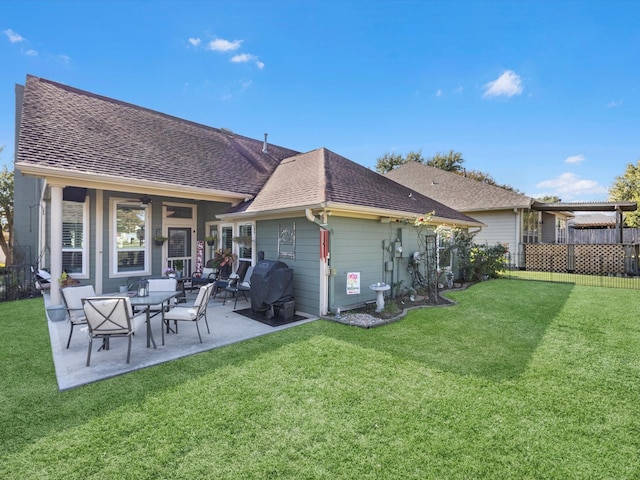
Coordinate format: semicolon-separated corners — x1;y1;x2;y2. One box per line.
163;267;176;277
212;248;237;270
204;235;217;246
232;235;252;246
153;235;168;246
173;259;184;277
58;271;79;287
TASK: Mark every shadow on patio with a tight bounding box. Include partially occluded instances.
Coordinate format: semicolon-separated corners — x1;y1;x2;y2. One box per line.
44;291;317;391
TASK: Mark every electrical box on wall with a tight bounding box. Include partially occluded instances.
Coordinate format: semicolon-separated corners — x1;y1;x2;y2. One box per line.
385;261;394;271
393;241;403;258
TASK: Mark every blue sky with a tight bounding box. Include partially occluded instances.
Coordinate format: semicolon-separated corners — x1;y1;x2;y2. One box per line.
1;0;638;202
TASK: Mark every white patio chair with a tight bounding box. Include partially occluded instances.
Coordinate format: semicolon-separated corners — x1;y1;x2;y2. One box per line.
141;277;178;344
82;296;147;366
61;285;96;348
162;282;215;343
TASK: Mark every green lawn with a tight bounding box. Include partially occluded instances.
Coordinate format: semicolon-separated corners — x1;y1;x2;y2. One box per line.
1;280;639;479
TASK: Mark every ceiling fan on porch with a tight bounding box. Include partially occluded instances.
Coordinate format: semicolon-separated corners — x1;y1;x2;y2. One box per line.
123;194;153;205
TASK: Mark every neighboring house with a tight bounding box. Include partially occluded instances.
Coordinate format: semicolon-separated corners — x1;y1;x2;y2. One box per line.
14;75;482;315
385;161;574;264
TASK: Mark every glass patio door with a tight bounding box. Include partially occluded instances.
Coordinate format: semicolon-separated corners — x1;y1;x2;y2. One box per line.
168;227;192;276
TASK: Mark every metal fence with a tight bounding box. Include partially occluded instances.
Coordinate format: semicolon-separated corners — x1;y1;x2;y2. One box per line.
502;252;640;290
0;264;41;302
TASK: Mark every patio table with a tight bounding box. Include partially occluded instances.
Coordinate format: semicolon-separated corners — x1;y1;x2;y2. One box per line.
122;291;180;349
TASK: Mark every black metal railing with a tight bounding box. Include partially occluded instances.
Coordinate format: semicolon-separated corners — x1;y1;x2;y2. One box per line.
501;253;640;289
0;264;41;302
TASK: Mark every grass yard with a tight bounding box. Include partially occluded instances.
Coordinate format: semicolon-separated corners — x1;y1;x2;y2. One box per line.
1;280;639;479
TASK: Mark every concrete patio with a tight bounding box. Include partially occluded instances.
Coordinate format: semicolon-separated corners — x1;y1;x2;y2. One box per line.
44;291;317;391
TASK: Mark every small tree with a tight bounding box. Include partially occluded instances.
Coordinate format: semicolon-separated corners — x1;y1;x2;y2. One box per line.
0;162;14;265
609;160;640;226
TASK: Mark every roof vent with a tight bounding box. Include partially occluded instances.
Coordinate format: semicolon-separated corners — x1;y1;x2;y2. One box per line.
262;133;268;153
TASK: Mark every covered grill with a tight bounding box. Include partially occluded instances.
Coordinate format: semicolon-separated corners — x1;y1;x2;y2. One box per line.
250;260;294;319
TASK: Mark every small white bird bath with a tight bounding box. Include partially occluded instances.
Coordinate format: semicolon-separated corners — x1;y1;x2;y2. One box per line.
369;282;391;312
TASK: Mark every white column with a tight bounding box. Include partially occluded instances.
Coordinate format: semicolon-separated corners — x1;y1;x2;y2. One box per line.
49;185;64;305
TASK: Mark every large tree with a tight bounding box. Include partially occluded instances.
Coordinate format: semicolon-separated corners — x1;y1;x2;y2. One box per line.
609;160;640;227
375;151;409;174
425;150;465;173
375;148;519;192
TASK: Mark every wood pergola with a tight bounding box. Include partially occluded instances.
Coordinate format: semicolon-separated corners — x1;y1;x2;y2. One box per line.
531;201;637;244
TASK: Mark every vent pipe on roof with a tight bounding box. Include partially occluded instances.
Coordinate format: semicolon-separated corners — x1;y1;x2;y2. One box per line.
262;133;268;153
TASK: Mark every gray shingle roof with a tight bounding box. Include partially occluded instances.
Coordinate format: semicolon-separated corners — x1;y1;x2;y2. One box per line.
385;161;533;211
230;148;481;225
15;76;480;226
16;75;299;197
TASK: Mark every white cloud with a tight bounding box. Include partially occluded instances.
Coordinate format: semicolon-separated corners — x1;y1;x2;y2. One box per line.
25;48;38;56
435;89;443;97
607;99;622;108
565;154;585;164
231;53;254;63
188;37;201;47
535;172;607;199
483;70;524;98
3;29;24;43
56;54;70;64
231;53;264;69
453;86;463;94
207;38;242;52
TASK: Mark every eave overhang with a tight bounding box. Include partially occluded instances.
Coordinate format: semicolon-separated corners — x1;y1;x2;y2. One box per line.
16;163;253;204
216;201;485;228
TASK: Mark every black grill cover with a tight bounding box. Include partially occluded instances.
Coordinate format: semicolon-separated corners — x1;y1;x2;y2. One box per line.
250;260;294;312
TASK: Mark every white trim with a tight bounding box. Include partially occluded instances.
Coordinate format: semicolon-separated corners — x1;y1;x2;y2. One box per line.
95;190;103;294
61;197;90;279
110;197;151;278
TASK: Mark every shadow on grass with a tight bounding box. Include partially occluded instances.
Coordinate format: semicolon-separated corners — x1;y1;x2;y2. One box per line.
0;280;570;457
324;279;575;382
0;297;325;457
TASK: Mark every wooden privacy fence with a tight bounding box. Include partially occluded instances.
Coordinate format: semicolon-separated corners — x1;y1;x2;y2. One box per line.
521;244;640;276
568;227;640;244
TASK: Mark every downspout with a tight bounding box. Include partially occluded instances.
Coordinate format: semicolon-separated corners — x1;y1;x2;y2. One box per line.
305;209;330;316
305;208;328;229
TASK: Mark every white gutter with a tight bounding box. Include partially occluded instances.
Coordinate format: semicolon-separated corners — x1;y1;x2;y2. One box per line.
305;209;328;229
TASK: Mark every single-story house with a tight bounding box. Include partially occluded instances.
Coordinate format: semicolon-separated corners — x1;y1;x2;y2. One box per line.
14;75;483;315
384;161;575;263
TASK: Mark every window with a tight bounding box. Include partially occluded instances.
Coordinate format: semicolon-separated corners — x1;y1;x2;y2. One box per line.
522;211;539;244
113;201;149;275
556;218;567;244
237;223;253;261
221;225;233;251
62;200;88;276
436;227;451;270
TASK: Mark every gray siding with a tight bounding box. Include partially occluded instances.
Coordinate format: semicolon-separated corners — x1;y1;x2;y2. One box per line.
256;216;422;315
328;217;419;311
466;210;518;251
256;217;320;316
13;170;42;265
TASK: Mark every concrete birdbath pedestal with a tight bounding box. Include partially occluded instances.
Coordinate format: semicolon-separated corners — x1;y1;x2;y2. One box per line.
369;282;391;312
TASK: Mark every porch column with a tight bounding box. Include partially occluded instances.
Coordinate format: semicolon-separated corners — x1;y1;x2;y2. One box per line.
49;184;64;306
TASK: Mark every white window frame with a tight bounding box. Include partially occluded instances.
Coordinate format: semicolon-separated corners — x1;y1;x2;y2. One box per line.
110;198;151;278
61;198;90;279
237;222;254;263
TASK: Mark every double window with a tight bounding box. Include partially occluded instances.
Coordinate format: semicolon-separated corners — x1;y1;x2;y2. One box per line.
210;223;254;263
